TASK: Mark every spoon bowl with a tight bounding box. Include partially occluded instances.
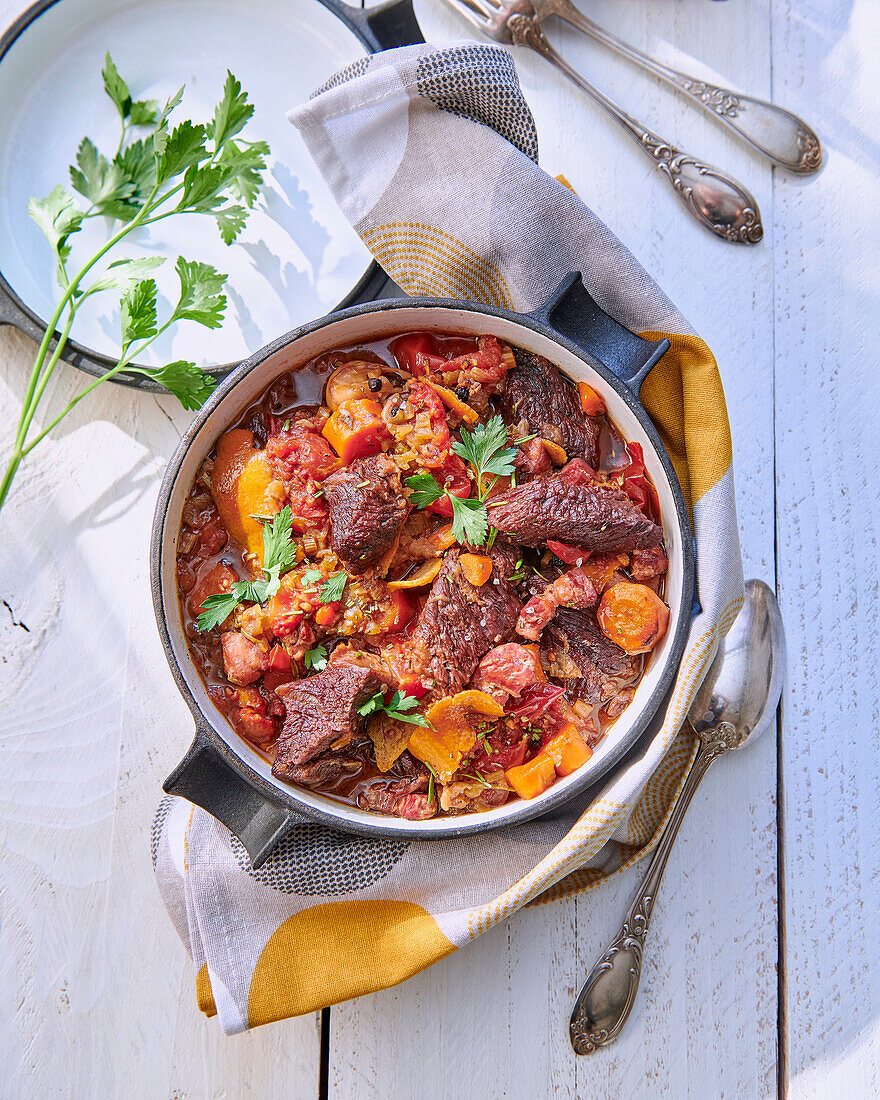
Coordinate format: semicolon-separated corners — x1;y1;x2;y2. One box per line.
688;578;787;746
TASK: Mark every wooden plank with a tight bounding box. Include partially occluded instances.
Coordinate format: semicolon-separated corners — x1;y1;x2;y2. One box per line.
328;2;779;1095
770;2;880;1096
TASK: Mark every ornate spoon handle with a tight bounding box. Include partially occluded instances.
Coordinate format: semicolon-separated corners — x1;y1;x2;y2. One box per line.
507;15;763;244
569;722;741;1054
545;0;822;174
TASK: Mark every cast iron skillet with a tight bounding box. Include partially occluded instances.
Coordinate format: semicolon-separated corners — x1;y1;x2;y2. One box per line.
151;273;695;866
0;0;420;390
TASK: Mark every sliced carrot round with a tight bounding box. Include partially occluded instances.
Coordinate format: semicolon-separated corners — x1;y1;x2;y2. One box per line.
597;581;669;654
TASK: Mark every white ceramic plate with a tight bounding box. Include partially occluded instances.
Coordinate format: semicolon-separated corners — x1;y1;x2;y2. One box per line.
0;0;374;367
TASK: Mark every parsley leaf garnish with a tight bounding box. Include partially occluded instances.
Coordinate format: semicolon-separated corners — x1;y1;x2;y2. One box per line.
0;55;270;514
358;690;429;727
304;644;328;672
449;494;488;546
196;591;242;632
453;414;518;489
195;509;296;631
300;568;323;587
405;473;444;508
319;570;348;603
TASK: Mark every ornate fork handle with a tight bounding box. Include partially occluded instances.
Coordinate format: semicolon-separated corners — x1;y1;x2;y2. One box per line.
543;0;822;174
569;722;742;1054
507;15;763;244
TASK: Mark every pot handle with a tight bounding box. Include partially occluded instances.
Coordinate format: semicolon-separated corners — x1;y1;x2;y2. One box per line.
322;0;424;52
163;727;306;868
526;273;670;395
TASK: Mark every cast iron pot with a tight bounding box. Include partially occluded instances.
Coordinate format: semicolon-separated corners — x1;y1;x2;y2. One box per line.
151;273;695;866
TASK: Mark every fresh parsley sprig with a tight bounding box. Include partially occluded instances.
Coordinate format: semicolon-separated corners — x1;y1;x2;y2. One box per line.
196;508;296;631
0;54;270;512
303;644;329;671
358;690;430;727
404;414;517;545
319;570;348;603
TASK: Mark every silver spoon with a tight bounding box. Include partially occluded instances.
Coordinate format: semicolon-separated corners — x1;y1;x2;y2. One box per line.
569;578;786;1054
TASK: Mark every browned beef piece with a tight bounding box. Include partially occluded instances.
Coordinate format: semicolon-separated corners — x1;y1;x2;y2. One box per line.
500;349;600;465
545;606;640;704
323;453;409;572
360;770;436;820
272;665;380;772
489;475;662;553
629;545;669;581
278;753;362;788
413;546;522;693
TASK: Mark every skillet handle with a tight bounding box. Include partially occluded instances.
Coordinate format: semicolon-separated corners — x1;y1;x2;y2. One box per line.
163;727;305;868
322;0;424;51
527;273;670;394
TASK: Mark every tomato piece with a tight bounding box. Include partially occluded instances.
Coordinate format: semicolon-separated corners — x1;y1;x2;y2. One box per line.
507;682;566;720
426;453;471;516
322;399;390;464
267;644;291;672
262;669;293;693
390;333;447;376
547;539;590;566
618;442;661;522
267;425;338;482
380;589;415;634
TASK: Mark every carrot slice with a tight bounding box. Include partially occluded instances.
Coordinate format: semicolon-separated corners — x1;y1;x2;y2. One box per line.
211;429;278;563
506;754;556;800
597;581;669;654
428;523;457;552
540;439;568;465
459;553;493;586
541;723;593;776
408;690;505;782
577;381;606;417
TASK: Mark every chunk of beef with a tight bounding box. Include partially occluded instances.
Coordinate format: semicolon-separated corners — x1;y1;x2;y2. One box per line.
272;665;379;772
221;631;268;686
514;437;552;480
278;753;362;789
629;545;669;582
413;547;522;693
544;606;640;704
360;771;436;820
500;349;600;465
516;567;598;641
323;453;409;572
471;642;542;703
489;473;662;553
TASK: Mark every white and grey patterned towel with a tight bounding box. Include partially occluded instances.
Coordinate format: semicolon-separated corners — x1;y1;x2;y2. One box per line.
153;41;743;1033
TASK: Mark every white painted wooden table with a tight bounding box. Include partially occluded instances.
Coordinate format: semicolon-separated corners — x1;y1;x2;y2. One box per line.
0;0;876;1096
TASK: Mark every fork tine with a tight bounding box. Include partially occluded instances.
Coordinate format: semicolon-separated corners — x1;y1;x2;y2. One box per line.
441;0;493;29
462;0;503;18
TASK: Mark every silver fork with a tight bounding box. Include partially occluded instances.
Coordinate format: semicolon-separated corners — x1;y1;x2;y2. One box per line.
441;0;764;244
535;0;822;174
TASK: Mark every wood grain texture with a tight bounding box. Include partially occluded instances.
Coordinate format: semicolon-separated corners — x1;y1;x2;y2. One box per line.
771;2;880;1097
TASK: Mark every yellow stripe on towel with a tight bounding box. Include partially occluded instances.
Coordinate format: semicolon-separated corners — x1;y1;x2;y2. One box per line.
247;900;456;1024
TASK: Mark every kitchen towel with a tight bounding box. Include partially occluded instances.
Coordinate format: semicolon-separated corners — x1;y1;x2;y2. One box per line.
153;41;743;1033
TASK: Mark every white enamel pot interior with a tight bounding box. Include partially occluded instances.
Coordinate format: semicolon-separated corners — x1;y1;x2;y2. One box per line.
152;291;694;845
